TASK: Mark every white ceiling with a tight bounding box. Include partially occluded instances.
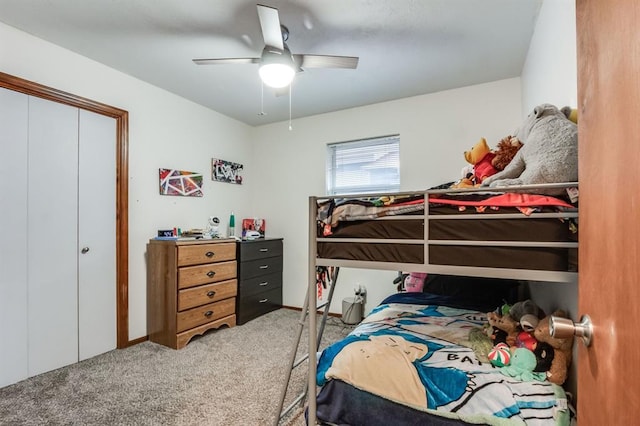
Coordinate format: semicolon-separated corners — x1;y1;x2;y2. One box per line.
0;0;542;126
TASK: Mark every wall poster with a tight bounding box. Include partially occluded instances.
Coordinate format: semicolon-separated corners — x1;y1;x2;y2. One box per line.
159;168;204;197
212;158;243;184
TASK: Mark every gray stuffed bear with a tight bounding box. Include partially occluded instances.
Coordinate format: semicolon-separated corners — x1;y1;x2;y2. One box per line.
481;104;578;195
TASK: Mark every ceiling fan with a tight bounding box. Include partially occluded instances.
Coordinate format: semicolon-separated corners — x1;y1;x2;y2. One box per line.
193;4;359;89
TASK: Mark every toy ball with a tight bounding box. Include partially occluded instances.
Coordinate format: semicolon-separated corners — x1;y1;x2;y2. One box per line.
488;343;511;367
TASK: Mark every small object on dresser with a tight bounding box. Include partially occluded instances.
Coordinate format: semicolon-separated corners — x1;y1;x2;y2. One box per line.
181;228;205;238
229;211;235;237
158;229;174;237
207;216;220;238
242;218;266;239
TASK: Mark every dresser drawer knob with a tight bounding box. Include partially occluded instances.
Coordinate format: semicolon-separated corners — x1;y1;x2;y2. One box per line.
259;265;269;270
205;251;215;258
204;310;214;317
259;248;269;252
259;281;268;286
259;299;268;303
207;290;216;298
206;271;216;278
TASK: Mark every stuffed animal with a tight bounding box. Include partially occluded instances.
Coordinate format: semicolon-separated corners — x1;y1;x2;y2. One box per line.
486;311;519;347
451;137;498;188
481;104;578;195
533;310;574;385
403;272;427;292
491;135;523;171
499;348;547;382
509;299;545;331
532;341;555;373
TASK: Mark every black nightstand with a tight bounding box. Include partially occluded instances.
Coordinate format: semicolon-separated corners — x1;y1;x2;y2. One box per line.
236;238;283;325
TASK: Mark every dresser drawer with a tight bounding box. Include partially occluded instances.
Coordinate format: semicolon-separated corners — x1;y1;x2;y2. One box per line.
238;272;282;299
178;260;236;289
238;239;283;262
177;297;235;333
178;279;237;311
239;257;282;280
178;242;236;267
237;286;282;325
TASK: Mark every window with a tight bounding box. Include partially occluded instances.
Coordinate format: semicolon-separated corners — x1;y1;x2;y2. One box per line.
326;135;400;195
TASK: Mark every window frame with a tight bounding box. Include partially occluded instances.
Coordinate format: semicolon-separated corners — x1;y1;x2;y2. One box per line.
326;134;400;196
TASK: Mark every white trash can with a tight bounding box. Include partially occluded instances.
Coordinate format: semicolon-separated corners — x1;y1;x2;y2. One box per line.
342;297;363;325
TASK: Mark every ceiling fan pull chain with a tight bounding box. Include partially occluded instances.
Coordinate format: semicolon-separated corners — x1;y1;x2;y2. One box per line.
259;82;267;116
288;83;292;131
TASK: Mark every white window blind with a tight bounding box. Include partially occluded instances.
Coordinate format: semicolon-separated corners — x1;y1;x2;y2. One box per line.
326;135;400;195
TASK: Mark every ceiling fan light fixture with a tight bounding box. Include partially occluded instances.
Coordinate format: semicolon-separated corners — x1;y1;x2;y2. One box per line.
259;47;295;88
259;63;295;88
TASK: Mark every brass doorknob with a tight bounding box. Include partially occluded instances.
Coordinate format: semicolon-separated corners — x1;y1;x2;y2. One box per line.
549;314;593;347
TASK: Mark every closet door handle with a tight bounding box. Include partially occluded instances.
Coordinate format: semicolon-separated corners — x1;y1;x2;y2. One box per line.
206;271;216;278
204;310;213;317
259;299;268;303
205;251;215;258
81;247;90;254
206;290;216;298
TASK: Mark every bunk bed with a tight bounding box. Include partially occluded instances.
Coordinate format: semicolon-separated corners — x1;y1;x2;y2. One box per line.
302;182;579;425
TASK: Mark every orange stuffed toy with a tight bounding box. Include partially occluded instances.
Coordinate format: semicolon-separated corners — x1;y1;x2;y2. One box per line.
451;138;497;188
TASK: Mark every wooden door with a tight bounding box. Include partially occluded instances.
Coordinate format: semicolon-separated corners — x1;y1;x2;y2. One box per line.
577;0;640;422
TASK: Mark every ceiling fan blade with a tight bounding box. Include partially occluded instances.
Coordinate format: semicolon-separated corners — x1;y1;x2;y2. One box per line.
193;58;260;65
257;4;284;50
294;54;359;69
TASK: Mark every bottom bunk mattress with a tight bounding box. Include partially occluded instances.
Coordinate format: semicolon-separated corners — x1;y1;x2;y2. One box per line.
314;293;571;426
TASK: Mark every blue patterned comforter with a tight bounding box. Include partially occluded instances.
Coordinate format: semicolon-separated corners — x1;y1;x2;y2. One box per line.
317;302;570;426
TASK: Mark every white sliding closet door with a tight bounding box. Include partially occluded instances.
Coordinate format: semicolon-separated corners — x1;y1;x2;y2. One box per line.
0;90;117;387
78;110;116;360
0;88;29;387
28;96;80;376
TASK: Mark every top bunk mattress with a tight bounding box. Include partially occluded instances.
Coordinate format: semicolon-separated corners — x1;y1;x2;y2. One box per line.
315;191;578;274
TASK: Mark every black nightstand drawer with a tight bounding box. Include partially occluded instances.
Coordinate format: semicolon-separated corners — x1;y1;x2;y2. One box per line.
239;272;283;298
237;286;282;325
239;256;283;280
239;239;283;262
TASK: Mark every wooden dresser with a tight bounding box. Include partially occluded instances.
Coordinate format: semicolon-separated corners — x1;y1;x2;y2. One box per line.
147;238;237;349
236;238;283;325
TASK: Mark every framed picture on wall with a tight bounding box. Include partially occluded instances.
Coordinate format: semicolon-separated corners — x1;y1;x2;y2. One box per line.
159;168;204;197
212;158;243;184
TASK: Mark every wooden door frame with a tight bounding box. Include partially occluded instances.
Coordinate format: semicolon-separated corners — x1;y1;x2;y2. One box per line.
0;72;131;349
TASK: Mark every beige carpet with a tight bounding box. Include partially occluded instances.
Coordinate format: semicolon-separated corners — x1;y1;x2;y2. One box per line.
0;309;354;426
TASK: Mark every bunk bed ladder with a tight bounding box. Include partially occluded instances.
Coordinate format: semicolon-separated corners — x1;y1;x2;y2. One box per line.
273;267;340;426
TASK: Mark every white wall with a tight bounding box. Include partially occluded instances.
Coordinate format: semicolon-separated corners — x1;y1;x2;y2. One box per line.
521;0;578;113
520;0;579;399
0;22;253;340
520;0;578;319
251;78;524;315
